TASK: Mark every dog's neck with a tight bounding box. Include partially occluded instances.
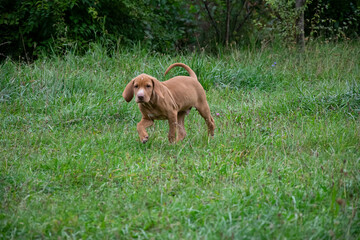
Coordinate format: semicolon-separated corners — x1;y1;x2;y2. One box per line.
140;102;154;110
139;93;159;110
140;86;178;110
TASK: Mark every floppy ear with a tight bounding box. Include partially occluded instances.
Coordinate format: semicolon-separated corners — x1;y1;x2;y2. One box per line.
151;78;164;99
122;79;135;102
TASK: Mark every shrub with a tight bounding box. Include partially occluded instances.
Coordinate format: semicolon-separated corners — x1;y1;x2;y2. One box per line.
0;0;194;60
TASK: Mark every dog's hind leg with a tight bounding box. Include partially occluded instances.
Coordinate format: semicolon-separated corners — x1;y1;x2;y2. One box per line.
177;111;188;141
196;103;215;137
167;112;178;143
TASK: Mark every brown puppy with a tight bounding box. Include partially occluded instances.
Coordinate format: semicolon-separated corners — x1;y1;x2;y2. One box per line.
123;63;215;143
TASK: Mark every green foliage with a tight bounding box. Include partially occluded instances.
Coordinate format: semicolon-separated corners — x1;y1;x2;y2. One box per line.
0;0;193;59
0;0;79;59
306;0;360;40
0;0;359;60
192;0;270;47
263;0;300;43
263;0;360;44
1;42;360;238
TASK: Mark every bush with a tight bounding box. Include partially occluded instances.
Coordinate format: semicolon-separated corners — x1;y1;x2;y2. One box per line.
0;0;194;60
306;0;360;40
1;0;359;60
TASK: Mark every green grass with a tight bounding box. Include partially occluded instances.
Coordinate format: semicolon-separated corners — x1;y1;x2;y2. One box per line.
1;42;360;239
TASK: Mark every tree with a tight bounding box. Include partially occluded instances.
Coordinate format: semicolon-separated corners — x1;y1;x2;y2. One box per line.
296;0;306;51
0;0;195;60
265;0;308;50
199;0;261;46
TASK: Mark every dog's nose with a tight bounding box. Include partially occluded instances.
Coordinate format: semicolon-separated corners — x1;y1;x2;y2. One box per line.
137;92;144;101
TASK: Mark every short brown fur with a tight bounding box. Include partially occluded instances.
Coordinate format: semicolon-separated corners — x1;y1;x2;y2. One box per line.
122;63;215;143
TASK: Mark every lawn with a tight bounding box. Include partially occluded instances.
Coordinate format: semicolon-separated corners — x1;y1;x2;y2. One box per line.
1;42;359;239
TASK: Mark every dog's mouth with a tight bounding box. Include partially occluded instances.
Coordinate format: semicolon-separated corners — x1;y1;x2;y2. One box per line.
135;98;148;103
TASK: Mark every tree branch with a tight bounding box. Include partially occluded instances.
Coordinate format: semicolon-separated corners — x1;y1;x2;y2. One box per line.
235;6;254;34
202;0;221;41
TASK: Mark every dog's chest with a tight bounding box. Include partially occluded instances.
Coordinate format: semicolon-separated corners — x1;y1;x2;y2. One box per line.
146;111;167;120
140;105;167;120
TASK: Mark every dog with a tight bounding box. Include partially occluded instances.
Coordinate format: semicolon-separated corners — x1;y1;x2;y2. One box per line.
122;63;215;143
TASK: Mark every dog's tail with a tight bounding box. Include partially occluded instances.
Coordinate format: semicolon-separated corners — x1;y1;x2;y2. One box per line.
164;63;197;79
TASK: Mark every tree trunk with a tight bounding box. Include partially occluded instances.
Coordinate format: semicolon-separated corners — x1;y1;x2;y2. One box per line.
225;0;231;46
296;0;306;52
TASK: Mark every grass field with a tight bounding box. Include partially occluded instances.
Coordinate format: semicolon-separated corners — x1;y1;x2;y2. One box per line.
1;42;359;239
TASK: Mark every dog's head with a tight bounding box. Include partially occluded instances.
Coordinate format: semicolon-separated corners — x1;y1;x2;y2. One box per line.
122;74;164;103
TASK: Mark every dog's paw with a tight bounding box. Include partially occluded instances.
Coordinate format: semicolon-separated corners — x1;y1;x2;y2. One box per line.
142;136;149;143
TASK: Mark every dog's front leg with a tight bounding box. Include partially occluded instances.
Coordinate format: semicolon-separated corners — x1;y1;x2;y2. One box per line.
137;118;154;143
167;112;178;143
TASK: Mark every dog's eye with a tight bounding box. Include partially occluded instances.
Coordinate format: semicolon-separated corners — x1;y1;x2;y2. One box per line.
134;85;139;88
146;84;151;88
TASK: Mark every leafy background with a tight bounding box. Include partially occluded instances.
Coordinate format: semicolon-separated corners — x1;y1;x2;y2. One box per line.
1;0;359;60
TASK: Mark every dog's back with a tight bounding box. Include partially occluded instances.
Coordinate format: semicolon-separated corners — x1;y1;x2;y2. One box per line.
163;63;208;112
